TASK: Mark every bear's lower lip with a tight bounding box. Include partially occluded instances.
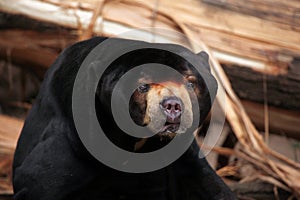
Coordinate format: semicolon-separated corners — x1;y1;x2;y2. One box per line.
159;123;180;134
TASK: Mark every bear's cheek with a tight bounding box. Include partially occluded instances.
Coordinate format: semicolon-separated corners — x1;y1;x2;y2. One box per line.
145;90;166;133
176;87;193;132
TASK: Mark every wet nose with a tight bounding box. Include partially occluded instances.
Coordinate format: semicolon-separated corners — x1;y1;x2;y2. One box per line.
160;97;182;122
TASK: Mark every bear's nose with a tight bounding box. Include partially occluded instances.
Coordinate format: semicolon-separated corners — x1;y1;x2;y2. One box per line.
160;97;182;122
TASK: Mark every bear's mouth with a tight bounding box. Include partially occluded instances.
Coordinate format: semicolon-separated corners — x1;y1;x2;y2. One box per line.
157;108;182;137
158;116;181;135
161;122;180;133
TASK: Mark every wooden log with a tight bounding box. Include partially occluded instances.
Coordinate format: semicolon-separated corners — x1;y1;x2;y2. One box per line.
241;100;300;140
202;0;300;30
222;64;300;111
102;0;300;73
1;0;300;75
0;115;23;195
189;27;292;74
0;29;76;78
0;115;23;154
151;0;300;51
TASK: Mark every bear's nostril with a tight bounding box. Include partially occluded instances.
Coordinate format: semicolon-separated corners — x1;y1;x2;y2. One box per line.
166;104;172;111
175;104;181;111
164;102;181;112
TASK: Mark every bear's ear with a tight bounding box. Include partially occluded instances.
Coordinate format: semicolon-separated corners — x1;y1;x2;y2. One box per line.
197;51;211;72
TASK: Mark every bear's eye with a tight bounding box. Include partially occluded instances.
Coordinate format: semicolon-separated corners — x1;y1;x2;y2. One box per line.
137;84;150;93
186;82;195;90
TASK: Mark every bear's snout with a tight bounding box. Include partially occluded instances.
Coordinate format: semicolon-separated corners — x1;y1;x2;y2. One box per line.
160;97;182;123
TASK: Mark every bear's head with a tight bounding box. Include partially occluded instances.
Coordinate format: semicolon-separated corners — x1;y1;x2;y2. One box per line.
129;70;201;139
95;45;217;152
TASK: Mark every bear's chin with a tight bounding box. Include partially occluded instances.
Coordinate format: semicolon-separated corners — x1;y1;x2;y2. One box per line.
156;132;177;139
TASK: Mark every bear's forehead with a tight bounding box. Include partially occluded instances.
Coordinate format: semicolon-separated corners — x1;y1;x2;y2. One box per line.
138;74;198;84
150;82;183;88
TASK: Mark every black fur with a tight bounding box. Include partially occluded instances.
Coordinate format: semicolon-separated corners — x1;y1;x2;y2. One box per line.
13;37;236;200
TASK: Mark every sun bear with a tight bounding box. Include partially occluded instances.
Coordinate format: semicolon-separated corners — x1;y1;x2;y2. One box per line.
13;37;236;200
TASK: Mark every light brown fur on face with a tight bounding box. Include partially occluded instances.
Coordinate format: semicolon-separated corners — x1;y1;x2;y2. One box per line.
145;81;193;137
